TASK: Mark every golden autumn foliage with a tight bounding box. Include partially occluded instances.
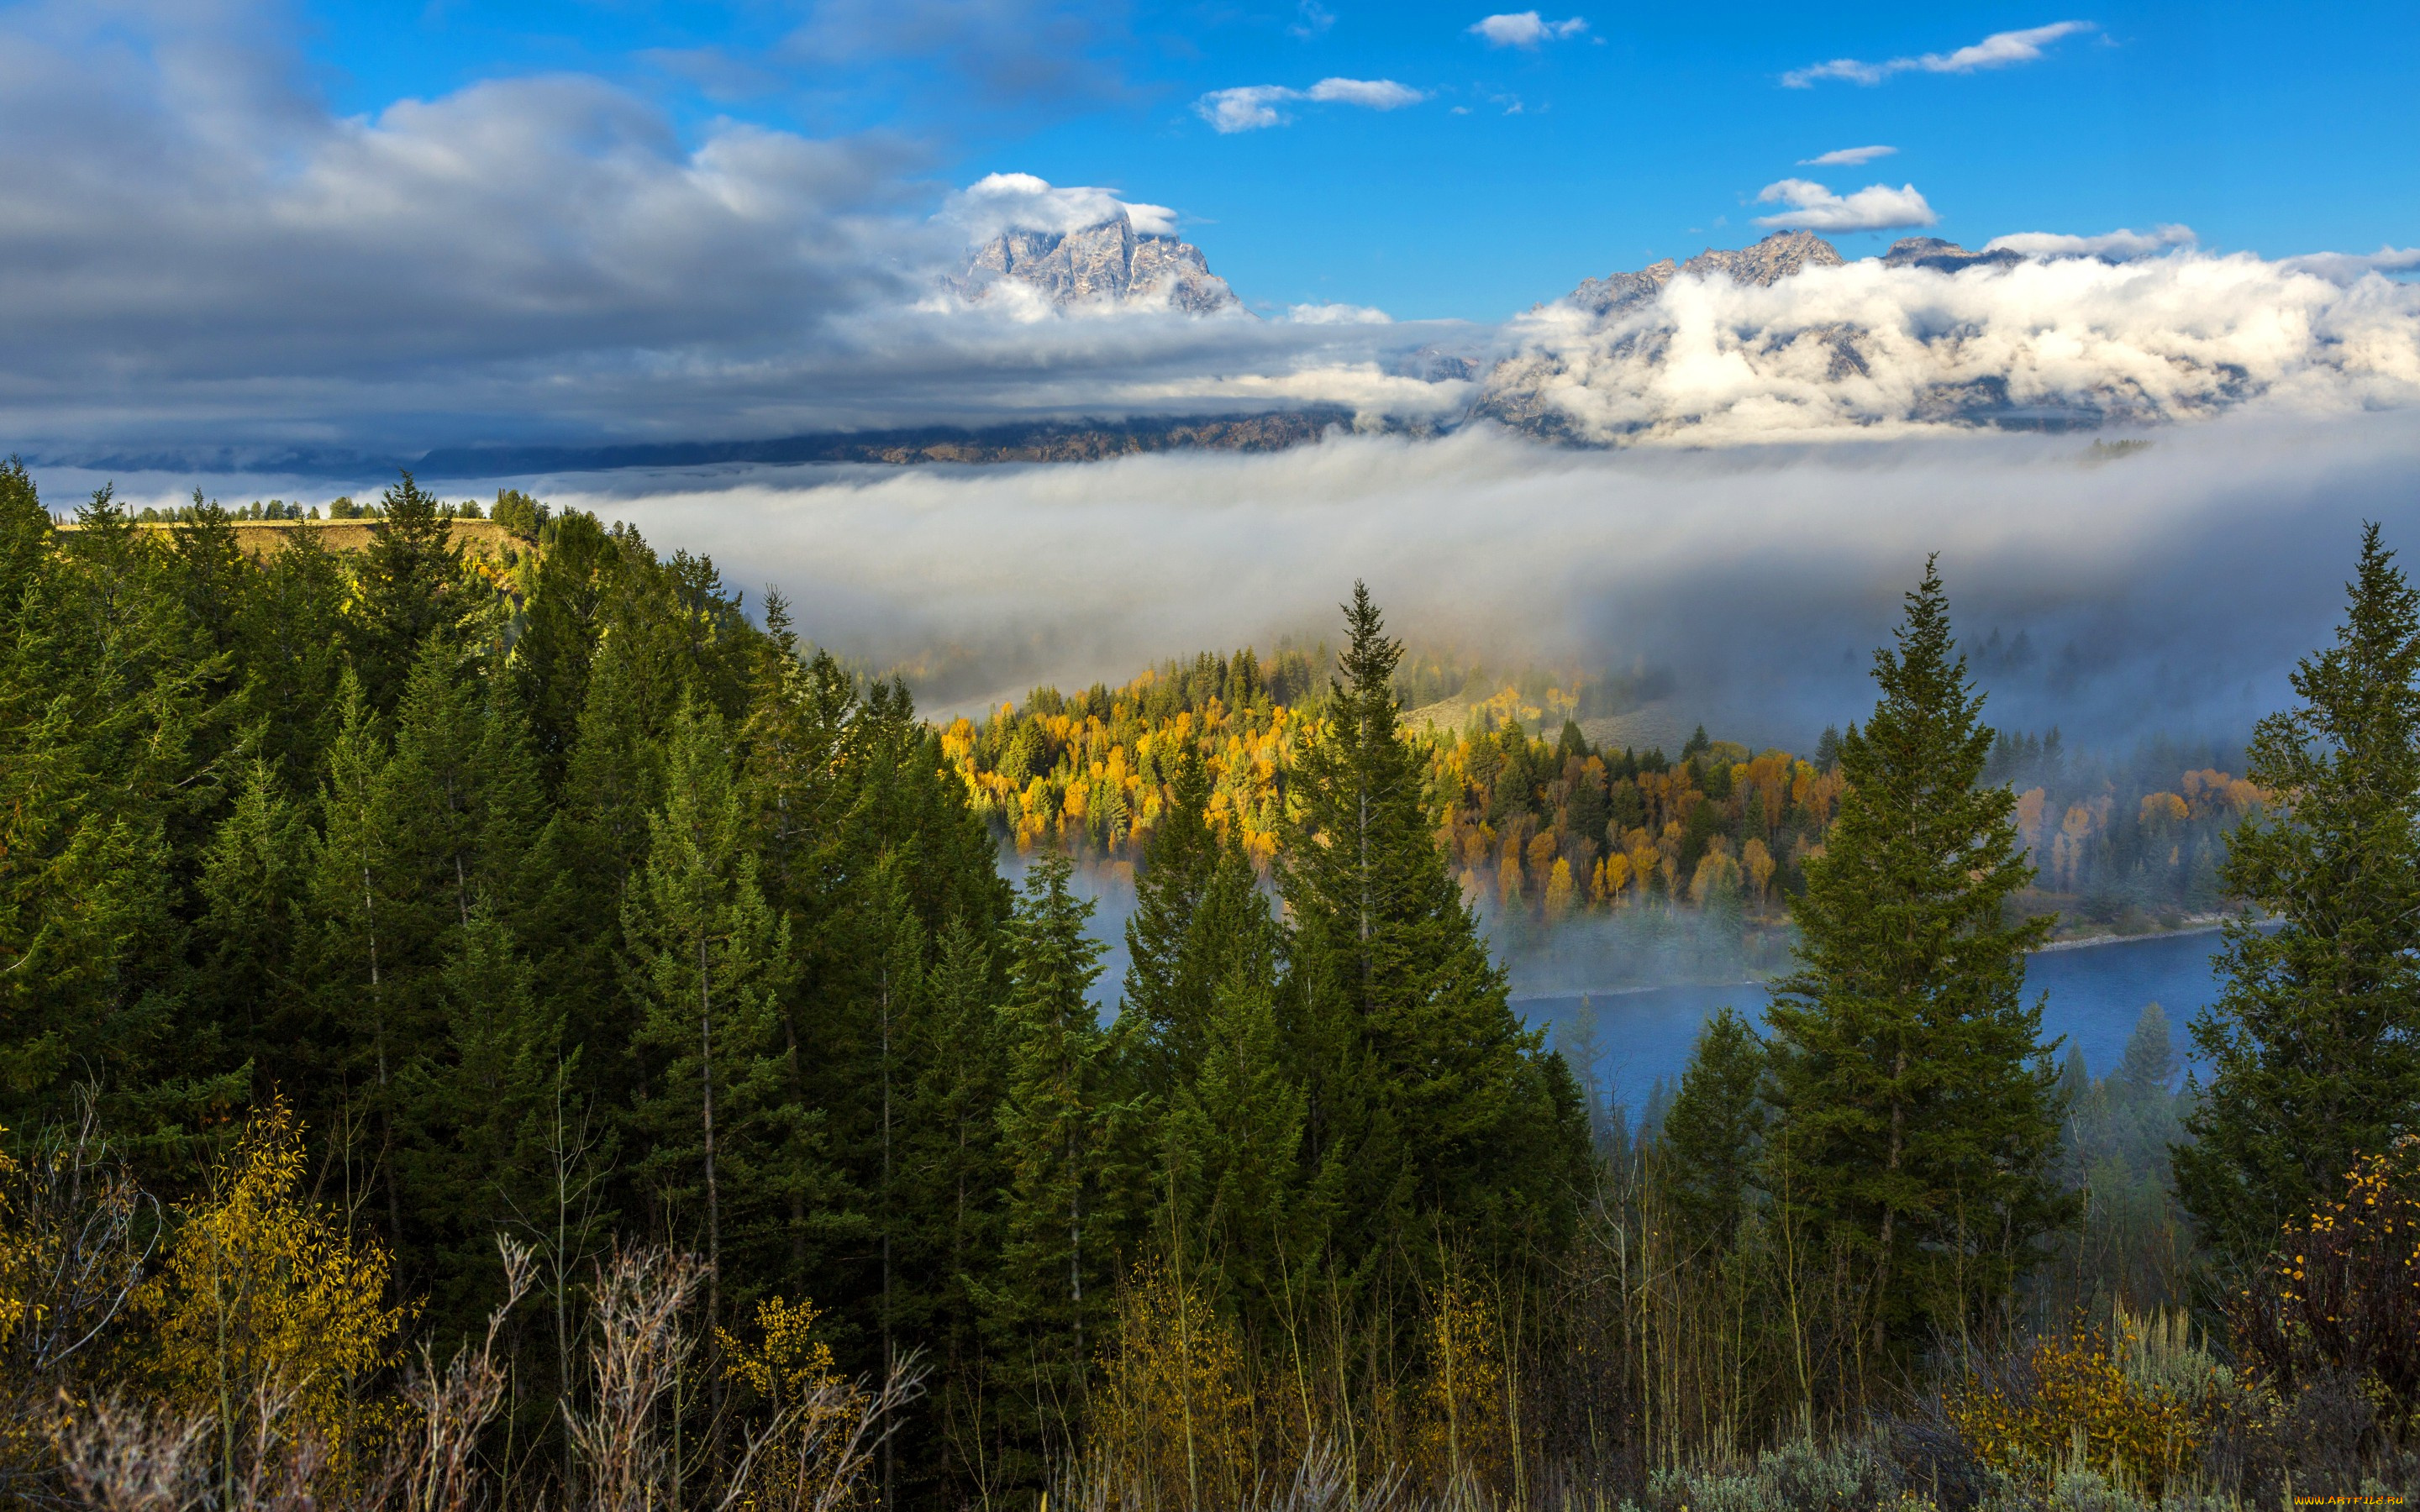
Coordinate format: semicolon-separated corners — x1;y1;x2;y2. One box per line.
947;650;2269;938
0;1137;29;1358
2227;1143;2420;1430
718;1294;856;1420
134;1100;406;1466
2139;791;2190;827
1418;1274;1508;1495
1087;1261;1255;1509
1948;1315;2203;1497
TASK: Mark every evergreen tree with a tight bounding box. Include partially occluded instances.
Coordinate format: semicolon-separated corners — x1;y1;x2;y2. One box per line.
1280;585;1587;1284
513;510;617;794
2118;1002;2178;1100
1163;960;1307;1337
402;906;564;1336
623;698;793;1336
897;916;1010;1499
986;855;1128;1457
309;671;408;1242
1123;746;1225;1095
348;472;465;713
1657;1007;1768;1253
193;762;316;1097
1763;559;2067;1370
0;476;224;1155
2179;524;2420;1263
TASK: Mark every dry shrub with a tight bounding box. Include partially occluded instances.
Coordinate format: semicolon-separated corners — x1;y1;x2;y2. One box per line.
0;1108;159;1504
565;1245;702;1512
368;1238;534;1512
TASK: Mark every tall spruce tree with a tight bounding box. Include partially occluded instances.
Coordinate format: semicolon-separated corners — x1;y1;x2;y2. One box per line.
897;915;1010;1499
347;471;465;713
1658;1006;1769;1254
0;471;201;1146
623;697;793;1337
1279;584;1588;1287
986;855;1132;1461
2177;524;2420;1264
1763;559;2067;1370
1123;745;1228;1095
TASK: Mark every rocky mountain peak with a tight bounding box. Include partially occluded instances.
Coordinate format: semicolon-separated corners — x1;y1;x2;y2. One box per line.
1565;230;1845;315
961;209;1239;314
1881;237;2023;274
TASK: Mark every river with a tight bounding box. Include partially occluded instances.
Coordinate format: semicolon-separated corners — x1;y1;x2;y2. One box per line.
1516;927;2233;1110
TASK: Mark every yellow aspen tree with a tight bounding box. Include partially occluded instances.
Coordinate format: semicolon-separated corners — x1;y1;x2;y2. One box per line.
1742;837;1776;907
138;1100;405;1487
1544;858;1576;921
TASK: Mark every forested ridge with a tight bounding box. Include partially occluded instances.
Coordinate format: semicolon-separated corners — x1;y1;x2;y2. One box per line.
7;463;2420;1512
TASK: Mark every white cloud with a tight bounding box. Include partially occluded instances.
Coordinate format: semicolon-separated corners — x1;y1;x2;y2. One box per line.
1469;12;1589;47
1306;77;1426;108
1783;21;2095;87
2282;247;2420;284
1801;145;1897;166
1753;179;1938;232
1194;78;1425;132
1485;249;2420;446
943;172;1177;239
1286;302;1393;324
1195;85;1298;132
1985;225;2196;260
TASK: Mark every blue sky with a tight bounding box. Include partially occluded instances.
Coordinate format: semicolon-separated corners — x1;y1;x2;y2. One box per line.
289;0;2417;319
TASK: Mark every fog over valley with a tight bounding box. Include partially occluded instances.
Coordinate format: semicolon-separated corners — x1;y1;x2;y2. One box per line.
66;412;2405;755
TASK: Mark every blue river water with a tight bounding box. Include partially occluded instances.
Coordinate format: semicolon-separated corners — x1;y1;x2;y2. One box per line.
1516;928;2230;1110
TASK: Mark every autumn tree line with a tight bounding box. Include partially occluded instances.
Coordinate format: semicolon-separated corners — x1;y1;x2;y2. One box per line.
949;670;2264;945
5;458;2420;1511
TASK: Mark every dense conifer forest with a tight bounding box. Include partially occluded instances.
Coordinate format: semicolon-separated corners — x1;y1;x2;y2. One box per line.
6;462;2420;1512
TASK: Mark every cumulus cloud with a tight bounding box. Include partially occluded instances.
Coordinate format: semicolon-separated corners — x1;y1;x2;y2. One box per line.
943;172;1176;238
1194;86;1297;133
0;3;1481;458
1784;20;2095;87
1753;179;1939;231
1483;246;2420;445
0;3;932;427
1986;225;2196;260
1469;12;1589;47
1801;144;1897;166
1194;78;1425;132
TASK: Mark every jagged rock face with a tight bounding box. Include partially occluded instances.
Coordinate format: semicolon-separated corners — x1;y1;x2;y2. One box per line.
962;211;1239;314
1881;236;2023;274
1566;230;1846;316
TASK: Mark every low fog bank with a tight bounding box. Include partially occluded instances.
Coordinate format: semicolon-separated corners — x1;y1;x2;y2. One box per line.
1482;906;1788;999
55;412;2420;748
510;412;2420;749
